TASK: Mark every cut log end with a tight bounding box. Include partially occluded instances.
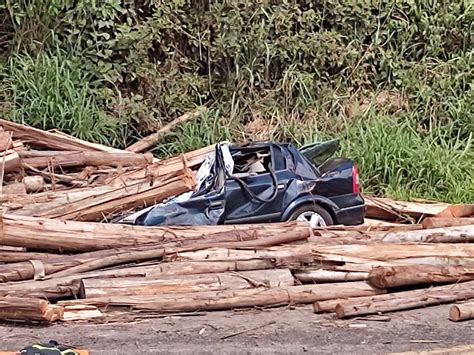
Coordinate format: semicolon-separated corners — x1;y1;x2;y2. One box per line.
449;305;462;321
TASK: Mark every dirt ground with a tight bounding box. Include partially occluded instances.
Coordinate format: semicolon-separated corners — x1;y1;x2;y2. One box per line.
1;304;473;354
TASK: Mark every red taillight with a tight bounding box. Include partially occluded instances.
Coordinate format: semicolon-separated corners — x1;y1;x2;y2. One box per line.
352;165;360;193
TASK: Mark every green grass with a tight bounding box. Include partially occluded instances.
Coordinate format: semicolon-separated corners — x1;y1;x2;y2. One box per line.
1;49;126;147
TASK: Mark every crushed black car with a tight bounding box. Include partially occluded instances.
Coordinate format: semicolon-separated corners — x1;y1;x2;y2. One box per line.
118;140;365;227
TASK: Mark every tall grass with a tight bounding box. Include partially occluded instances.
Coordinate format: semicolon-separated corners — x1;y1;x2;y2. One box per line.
341;116;473;203
1;50;125;146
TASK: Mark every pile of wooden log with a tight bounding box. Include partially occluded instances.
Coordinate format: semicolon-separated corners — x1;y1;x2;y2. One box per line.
0;120;473;325
0;119;211;221
0;209;471;324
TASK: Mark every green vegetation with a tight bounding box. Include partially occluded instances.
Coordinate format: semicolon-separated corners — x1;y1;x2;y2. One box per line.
0;1;472;202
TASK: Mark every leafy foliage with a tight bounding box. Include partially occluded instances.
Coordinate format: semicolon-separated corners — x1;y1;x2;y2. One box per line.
0;1;472;202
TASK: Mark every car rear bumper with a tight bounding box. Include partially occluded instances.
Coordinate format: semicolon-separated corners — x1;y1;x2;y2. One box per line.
332;193;365;225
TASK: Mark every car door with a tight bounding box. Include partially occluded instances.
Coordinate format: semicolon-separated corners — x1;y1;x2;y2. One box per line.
222;145;291;224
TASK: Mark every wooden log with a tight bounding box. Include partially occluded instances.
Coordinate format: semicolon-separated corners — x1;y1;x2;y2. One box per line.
126;107;206;153
0;213;305;252
379;225;474;243
0;279;81;299
0;228;310;282
0;250;58;263
422;217;474;229
334;280;474;318
365;196;450;221
294;269;368;283
0;131;13;151
1;182;26;196
23;176;44;193
60;282;383;313
0;259;294;301
22;150;153;169
174;243;474;263
0;119;124;153
37;169;196;221
0;150;21;174
0;296;63;322
81;269;295;298
47;229;310;279
367;265;474;288
106;144;215;187
437;204;474;218
449;302;474;322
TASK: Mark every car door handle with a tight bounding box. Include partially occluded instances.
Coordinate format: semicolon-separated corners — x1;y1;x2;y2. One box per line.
277;184;286;190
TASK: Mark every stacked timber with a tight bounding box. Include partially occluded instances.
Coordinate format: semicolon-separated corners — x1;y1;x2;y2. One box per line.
0;213;472;323
0;118;216;220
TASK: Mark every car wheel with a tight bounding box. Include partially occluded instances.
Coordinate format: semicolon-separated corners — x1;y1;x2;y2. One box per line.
289;204;334;227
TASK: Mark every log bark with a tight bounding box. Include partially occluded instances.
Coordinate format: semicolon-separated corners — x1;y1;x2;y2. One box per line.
0;296;63;322
379;225;474;243
0;228;309;282
0;213;305;252
0;259;296;301
37;169;196;221
174;243;474;263
367;265;474;288
422;217;474;229
0;150;21;174
294;269;368;283
0;119;124;153
365;196;450;221
21;150;153;169
81;269;295;298
334;280;474;318
449;302;474;321
126;107;206;153
60;282;382;313
106;144;215;187
0;279;81;299
47;229;310;279
0;131;13;151
1;182;26;195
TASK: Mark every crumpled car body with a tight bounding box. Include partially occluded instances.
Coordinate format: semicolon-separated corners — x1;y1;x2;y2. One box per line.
120;140;365;227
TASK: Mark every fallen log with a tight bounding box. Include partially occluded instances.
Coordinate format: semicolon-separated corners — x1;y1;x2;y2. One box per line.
81;269;295;298
0;119;124;153
0;259;299;301
365;196;450;221
379;225;474;243
62;305;103;322
0;131;13;151
21;150;153;170
0;213;305;252
126;107;206;153
0;229;309;282
294;269;368;283
0;150;21;174
0;250;58;263
422;217;474;229
175;243;474;263
47;229;310;279
367;265;474;288
334;280;474;318
60;282;383;313
37;169;196;221
0;296;63;322
0;279;81;299
106;144;215;187
449;302;474;321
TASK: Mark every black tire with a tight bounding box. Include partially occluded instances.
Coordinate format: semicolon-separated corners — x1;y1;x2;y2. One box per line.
288;204;334;226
